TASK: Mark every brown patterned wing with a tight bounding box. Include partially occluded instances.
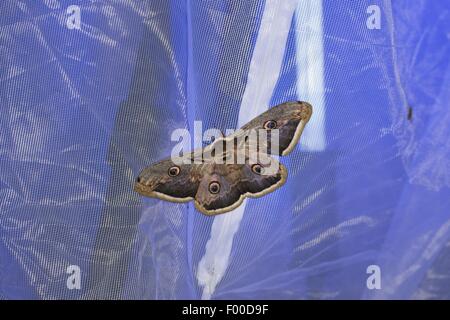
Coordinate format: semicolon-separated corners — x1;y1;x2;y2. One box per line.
239;101;312;156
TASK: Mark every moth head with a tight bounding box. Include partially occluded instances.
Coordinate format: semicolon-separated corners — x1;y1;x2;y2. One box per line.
134;158;199;200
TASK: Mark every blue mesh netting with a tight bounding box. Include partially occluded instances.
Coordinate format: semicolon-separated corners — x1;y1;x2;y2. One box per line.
0;0;449;299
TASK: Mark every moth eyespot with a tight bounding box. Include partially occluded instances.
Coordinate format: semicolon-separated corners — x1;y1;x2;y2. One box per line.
252;164;262;175
263;120;277;130
168;166;180;177
209;181;220;194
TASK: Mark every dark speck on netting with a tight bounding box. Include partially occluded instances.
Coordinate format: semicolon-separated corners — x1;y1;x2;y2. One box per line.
407;106;413;121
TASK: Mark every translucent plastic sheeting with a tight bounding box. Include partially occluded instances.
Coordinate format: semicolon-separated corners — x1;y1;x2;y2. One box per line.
0;0;449;299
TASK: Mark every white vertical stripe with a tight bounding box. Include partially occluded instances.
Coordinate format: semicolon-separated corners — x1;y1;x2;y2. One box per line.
295;0;326;150
196;0;299;300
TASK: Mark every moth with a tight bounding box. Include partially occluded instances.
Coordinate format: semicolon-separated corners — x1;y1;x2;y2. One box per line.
407;106;413;121
134;101;312;215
